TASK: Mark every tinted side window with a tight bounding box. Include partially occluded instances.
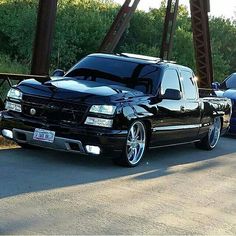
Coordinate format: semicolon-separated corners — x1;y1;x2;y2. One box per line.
161;69;181;94
181;70;197;100
136;65;159;94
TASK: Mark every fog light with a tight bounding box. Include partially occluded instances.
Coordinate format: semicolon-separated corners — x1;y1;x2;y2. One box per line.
2;129;13;139
85;145;101;155
5;101;22;113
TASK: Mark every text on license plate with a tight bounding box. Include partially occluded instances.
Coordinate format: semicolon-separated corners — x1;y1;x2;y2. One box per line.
33;129;55;143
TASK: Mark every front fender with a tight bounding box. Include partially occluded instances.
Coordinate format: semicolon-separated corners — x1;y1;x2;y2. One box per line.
117;104;155;129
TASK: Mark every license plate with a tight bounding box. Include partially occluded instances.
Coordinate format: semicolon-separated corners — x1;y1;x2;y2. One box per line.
33;129;55;143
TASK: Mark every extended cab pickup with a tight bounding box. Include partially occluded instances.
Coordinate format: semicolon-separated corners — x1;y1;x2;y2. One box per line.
0;53;232;167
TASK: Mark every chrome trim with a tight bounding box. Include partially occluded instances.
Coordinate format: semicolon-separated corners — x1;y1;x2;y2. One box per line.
152;124;201;132
202;123;210;127
213;111;225;115
12;128;86;154
149;139;201;149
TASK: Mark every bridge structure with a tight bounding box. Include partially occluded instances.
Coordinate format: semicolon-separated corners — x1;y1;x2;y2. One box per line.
99;0;213;88
0;0;213;109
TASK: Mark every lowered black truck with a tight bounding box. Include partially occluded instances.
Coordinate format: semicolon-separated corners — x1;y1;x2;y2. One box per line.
0;53;232;167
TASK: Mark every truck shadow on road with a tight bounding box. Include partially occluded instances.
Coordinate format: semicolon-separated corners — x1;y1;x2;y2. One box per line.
0;137;235;199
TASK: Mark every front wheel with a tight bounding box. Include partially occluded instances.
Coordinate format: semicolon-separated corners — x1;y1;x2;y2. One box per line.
195;117;221;150
113;121;147;167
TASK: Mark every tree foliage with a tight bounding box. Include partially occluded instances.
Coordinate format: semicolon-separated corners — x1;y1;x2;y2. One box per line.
0;0;235;82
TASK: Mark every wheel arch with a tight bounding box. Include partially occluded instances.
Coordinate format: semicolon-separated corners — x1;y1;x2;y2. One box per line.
142;119;152;147
220;116;224;131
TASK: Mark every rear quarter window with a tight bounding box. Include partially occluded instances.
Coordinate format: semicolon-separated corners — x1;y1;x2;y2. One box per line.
181;70;198;100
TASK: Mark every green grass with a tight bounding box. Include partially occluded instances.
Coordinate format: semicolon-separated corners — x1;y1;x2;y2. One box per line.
0;54;29;74
0;54;29;103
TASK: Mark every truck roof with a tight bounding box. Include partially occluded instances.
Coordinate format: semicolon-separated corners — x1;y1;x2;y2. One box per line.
88;53;193;73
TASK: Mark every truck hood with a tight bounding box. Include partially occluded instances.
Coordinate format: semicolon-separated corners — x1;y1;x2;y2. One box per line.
216;89;236;100
17;78;144;104
223;89;236;100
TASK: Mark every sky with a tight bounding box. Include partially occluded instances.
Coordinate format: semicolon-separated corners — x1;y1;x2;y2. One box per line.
113;0;236;19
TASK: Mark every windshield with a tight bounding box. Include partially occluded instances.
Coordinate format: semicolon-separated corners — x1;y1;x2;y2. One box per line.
221;73;236;89
65;56;160;95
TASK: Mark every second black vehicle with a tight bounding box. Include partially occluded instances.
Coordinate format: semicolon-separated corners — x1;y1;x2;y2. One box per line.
0;53;232;166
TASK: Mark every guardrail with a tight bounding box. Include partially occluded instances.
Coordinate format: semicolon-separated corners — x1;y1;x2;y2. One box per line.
0;73;49;110
0;73;217;110
198;88;216;97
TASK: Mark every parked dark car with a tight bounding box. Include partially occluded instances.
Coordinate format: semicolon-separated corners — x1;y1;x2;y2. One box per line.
213;73;236;134
0;53;232;167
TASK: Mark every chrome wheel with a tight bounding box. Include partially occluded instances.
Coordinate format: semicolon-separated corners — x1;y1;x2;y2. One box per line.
126;121;146;166
195;117;222;150
208;117;221;148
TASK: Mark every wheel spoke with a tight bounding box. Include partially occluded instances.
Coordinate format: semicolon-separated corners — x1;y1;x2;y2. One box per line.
130;126;135;139
127;140;132;146
128;149;133;160
209;117;221;147
137;140;145;146
133;148;138;161
135;126;140;138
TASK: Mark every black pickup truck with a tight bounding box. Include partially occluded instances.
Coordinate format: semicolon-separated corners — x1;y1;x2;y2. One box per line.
0;53;232;167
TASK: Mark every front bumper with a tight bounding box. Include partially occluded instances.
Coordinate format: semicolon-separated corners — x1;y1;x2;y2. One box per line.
0;111;127;156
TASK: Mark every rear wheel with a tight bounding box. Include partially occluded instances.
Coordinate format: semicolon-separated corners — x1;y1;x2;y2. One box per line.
195;117;221;150
113;121;147;167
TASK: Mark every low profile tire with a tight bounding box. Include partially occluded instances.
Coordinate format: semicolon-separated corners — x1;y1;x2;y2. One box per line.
113;121;147;167
195;117;221;150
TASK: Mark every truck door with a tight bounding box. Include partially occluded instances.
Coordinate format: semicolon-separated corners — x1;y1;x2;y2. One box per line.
180;69;201;140
152;68;188;146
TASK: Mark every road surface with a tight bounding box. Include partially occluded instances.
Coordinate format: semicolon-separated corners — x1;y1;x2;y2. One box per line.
0;137;235;234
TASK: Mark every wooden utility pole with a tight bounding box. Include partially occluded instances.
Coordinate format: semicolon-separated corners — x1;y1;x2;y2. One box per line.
31;0;58;75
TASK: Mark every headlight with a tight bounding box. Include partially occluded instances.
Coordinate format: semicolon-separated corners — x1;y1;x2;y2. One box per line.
7;88;23;100
85;117;113;128
5;101;22;112
89;105;116;115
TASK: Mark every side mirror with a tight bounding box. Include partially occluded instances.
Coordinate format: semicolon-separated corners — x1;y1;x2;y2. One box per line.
52;69;65;77
162;89;181;100
212;82;220;90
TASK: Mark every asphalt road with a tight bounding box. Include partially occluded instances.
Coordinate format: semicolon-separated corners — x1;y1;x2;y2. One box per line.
0;137;235;234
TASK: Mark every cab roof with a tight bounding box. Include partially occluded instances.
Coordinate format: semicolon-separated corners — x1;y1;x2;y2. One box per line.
88;53;192;72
